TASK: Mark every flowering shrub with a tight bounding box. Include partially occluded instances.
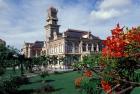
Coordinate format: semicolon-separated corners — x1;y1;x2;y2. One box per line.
75;24;140;94
102;24;140;58
101;24;140;93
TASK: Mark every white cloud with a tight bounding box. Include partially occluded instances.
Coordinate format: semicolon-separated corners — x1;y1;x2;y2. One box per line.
99;0;132;10
91;9;120;20
90;0;132;21
59;3;91;32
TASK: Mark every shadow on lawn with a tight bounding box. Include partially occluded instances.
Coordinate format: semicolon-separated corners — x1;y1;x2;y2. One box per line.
18;87;64;94
18;89;34;94
30;79;55;83
53;71;72;75
54;88;64;92
45;79;55;83
18;79;61;94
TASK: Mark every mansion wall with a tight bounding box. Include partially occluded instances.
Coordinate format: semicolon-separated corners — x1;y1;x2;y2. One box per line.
47;37;102;56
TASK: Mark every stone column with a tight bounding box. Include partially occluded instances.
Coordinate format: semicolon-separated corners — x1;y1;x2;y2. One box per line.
86;43;88;52
62;41;64;54
64;42;67;53
62;44;65;53
28;45;31;58
57;55;59;68
79;41;83;53
35;50;38;57
91;44;94;51
72;42;75;53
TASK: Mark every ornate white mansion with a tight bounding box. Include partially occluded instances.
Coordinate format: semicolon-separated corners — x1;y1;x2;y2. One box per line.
22;7;103;64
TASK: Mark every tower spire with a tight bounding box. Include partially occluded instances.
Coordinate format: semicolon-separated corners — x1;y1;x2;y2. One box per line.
45;7;60;41
47;7;58;24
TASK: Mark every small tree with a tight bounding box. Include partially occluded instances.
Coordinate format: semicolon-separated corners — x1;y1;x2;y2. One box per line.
40;71;49;83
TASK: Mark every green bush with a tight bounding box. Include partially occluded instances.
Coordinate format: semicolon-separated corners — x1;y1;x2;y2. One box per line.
0;76;29;94
0;67;5;76
1;79;18;94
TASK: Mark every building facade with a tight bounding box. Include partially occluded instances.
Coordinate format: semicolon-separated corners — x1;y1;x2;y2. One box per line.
22;41;44;58
22;7;102;65
44;7;102;62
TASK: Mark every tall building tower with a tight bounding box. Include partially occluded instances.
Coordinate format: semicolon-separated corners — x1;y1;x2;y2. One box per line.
45;7;60;41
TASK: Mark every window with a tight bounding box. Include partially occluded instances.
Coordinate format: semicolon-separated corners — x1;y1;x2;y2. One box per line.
82;43;86;51
88;44;92;51
67;42;73;53
75;43;79;53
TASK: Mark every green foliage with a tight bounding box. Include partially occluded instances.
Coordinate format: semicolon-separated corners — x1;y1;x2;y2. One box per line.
72;53;104;94
31;55;49;66
0;66;5;76
73;53;101;70
82;53;101;67
39;84;55;93
81;77;102;94
0;45;20;75
0;75;29;94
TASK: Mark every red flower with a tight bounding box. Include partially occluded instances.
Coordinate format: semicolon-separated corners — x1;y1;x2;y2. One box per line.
74;77;83;88
84;70;93;77
102;24;127;58
101;80;112;94
111;24;123;36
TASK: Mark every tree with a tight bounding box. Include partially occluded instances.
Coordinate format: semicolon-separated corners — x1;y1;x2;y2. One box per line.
0;44;20;75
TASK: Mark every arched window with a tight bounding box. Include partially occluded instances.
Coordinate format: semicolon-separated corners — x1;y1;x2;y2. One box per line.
88;44;92;51
75;43;79;53
67;42;73;53
82;43;86;51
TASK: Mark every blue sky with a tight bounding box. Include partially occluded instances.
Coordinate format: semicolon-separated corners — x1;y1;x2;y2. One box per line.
0;0;140;49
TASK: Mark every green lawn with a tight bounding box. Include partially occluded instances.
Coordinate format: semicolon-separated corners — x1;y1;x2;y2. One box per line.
19;71;82;94
2;69;140;94
1;69;83;94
